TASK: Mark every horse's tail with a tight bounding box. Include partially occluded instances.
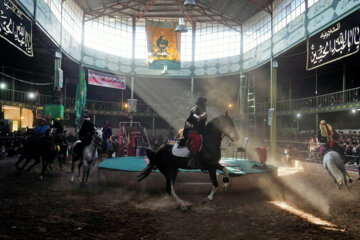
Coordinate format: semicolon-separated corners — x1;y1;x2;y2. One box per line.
137;148;156;182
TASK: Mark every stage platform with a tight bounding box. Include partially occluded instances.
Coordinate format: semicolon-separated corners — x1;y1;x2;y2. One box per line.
97;156;277;176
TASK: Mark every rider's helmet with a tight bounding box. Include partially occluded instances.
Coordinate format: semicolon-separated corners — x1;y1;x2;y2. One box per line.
83;113;91;121
196;97;207;111
55;117;61;122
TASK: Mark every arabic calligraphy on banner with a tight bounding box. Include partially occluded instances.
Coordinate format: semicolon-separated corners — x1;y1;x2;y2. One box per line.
88;69;126;90
306;11;360;70
0;0;33;57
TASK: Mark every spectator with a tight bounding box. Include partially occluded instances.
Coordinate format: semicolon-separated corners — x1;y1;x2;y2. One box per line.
103;120;113;152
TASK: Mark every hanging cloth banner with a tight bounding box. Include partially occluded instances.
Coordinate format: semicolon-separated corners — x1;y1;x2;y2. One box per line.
88;69;126;90
306;10;360;70
145;20;181;70
0;0;33;57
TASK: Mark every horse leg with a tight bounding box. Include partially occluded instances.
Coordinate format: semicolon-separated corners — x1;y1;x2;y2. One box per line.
78;161;83;178
15;156;29;175
82;161;89;184
346;172;353;183
15;155;25;172
208;168;219;201
85;160;95;183
71;156;76;182
217;164;230;191
39;157;48;181
343;170;350;191
27;156;40;172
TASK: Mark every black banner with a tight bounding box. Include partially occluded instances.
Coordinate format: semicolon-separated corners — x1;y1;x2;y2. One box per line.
307;11;360;70
0;0;33;56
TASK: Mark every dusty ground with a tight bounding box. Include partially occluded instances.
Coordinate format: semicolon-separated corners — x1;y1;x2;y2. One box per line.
0;159;360;240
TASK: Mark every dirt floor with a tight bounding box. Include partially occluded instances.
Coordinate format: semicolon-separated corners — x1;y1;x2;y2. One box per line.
1;159;360;240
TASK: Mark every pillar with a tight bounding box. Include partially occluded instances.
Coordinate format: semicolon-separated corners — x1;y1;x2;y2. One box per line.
270;59;277;162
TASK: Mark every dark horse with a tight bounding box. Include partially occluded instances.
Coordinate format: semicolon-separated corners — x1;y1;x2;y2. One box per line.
138;112;239;209
15;128;57;180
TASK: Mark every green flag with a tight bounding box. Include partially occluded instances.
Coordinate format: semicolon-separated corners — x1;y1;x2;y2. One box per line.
75;67;87;127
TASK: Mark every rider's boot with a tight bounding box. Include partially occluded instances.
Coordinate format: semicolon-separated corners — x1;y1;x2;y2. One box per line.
188;153;204;170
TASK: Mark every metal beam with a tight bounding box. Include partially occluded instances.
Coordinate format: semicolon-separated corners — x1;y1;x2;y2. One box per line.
135;0;159;22
85;0;143;13
83;0;90;11
233;0;252;23
221;0;234;15
192;6;240;32
195;2;242;27
85;1;140;21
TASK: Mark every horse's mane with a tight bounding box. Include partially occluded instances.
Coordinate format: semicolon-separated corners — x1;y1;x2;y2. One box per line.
205;115;223;129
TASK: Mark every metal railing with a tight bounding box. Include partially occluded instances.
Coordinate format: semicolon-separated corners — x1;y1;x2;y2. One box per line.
2;87;359;115
0;88;160;114
256;87;360;114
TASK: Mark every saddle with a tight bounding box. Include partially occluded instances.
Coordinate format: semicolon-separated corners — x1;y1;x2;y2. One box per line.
172;142;191;158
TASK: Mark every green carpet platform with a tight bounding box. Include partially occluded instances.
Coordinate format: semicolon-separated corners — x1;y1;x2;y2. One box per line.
97;156;277;176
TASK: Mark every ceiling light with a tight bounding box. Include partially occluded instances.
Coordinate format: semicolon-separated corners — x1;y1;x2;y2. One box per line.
175;18;188;33
28;92;35;99
184;0;196;8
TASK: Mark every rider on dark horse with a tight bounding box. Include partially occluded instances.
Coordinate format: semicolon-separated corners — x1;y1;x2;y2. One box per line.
73;113;94;160
318;120;343;158
34;118;49;138
31;118;50;155
179;97;207;168
51;118;64;135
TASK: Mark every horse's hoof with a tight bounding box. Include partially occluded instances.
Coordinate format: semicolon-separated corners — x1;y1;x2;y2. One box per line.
349;179;353;183
223;182;230;192
208;195;213;201
180;204;191;212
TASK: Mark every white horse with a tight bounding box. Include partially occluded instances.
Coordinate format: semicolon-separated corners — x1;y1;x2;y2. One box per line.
323;150;352;189
71;127;103;183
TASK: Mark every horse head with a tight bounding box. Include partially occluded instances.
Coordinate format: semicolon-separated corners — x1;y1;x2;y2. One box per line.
218;111;239;142
94;127;103;145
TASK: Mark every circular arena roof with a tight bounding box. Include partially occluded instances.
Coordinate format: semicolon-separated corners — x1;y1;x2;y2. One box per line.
75;0;273;27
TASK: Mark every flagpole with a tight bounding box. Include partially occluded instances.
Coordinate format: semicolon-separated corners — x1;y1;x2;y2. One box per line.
76;11;86;134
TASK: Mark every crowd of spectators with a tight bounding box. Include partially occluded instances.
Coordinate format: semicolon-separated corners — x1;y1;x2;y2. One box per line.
277;130;360;164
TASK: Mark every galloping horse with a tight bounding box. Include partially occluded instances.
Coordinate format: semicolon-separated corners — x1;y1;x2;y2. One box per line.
323;150;352;189
16;128;57;180
138;112;239;209
71;127;103;183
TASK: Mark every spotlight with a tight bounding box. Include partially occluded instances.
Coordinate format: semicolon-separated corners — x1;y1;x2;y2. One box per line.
352;109;356;113
28;92;35;99
228;103;233;108
296;113;301;118
20;116;24;120
124;103;128;109
0;83;6;89
175;18;188;33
